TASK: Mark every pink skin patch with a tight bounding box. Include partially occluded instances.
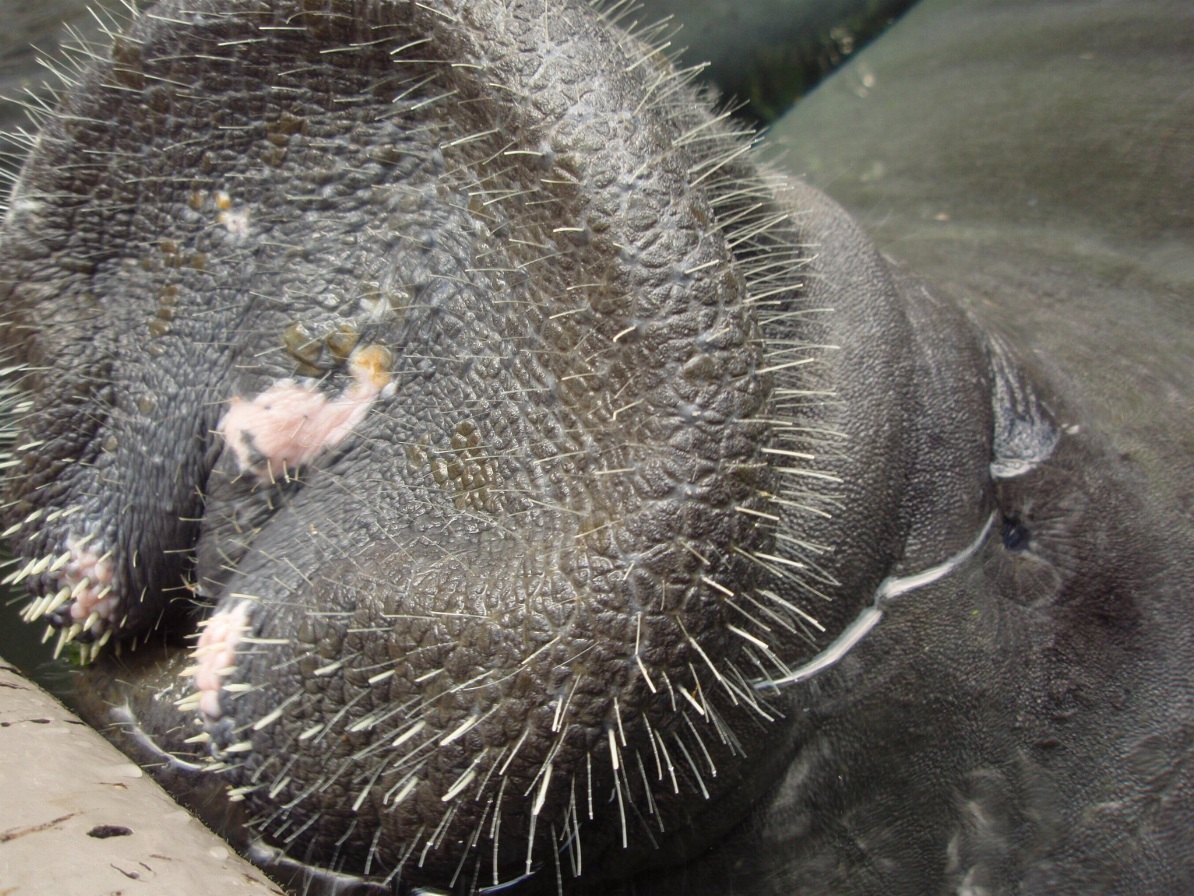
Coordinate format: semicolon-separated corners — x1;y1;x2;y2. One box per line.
219;344;393;480
192;601;253;722
61;537;117;634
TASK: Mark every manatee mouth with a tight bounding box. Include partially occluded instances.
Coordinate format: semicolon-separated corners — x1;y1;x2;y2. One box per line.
0;0;849;890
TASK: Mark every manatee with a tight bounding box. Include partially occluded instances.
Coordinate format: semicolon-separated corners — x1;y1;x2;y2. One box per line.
0;1;1191;894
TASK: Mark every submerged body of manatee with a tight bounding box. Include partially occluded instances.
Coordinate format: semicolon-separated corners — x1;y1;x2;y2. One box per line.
1;1;1191;894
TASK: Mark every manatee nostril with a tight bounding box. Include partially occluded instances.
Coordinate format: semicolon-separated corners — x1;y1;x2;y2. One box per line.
185;599;254;724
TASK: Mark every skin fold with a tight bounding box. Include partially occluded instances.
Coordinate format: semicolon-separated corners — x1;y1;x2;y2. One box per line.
0;1;1190;894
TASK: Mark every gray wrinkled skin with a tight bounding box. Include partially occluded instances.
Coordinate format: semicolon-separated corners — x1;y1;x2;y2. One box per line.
1;1;1191;894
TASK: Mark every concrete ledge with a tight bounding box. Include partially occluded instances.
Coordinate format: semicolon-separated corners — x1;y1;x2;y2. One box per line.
0;655;284;896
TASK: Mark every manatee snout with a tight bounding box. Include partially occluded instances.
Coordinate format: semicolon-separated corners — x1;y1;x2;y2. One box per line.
0;0;825;888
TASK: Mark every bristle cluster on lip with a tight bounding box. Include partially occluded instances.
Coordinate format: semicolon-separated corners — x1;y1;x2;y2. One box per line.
177;600;254;723
3;531;119;661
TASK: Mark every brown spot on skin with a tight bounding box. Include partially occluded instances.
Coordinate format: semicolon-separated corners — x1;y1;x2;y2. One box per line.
282;321;324;367
324;324;360;362
349;344;393;391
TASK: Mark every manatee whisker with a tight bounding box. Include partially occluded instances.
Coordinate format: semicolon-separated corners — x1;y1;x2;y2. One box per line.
549;673;584;733
383;775;419;810
424;802;460;863
669;729;708;801
380;736;439;779
299;688;372;746
678;681;707;718
633;758;664;838
607;750;629;850
363;824;385;879
719;592;779;638
351;757;393;814
560;779;582;877
295;722;323;742
280;811;321;847
265;772;291;800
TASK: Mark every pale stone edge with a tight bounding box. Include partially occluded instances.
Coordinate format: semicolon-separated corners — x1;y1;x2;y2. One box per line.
0;654;286;895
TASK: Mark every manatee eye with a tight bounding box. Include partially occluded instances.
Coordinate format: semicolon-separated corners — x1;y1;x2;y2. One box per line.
1000;515;1031;552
